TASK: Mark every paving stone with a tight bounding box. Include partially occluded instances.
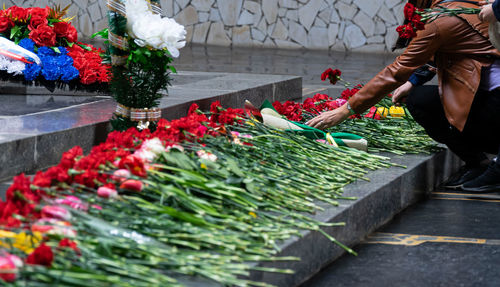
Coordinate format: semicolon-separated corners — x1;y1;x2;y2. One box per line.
330;8;340;23
87;2;102;23
218;0;243;26
338;20;346;39
262;0;279;24
177;0;190;9
278;7;287;17
267;23;276;37
393;2;406;24
257;17;267;33
288;20;308;47
279;0;298;9
378;4;397;25
367;35;385;44
185;24;194;43
209;7;221;21
79;13;93;38
174;5;199;26
244;0;261;14
299;0;323;31
198;11;210;22
375;20;387;35
314;18;327;28
328;23;339;46
343;24;366;49
318;8;331;23
263;37;276;48
335;2;357;20
251;27;266;42
192;22;211;43
192;0;215;12
308;26;329;50
353;11;375;37
385;0;401;9
160;0;175;17
238;9;254;25
354;0;384;18
232;26;253;46
281;18;289;28
286;9;298;21
174;2;181;15
385;25;399;50
207;22;231;46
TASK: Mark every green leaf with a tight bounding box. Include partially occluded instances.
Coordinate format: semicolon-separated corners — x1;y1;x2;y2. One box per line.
169;65;177;73
77;43;93;51
9;25;21;39
91;28;109;39
52;47;61;54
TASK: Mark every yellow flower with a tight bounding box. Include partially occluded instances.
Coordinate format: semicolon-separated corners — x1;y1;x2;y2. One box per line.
249;212;257;218
0;230;43;254
389;106;405;117
200;163;207;170
376;107;388;119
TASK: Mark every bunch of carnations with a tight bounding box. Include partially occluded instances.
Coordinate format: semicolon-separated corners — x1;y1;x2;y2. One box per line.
0;5;110;85
396;2;483;39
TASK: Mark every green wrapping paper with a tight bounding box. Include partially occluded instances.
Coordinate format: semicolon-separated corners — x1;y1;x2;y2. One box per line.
259;100;368;151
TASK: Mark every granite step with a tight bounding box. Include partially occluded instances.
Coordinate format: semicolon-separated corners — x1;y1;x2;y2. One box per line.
0;71;301;181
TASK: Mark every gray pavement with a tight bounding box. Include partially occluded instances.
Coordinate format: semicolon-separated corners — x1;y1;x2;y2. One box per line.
175;44;399;88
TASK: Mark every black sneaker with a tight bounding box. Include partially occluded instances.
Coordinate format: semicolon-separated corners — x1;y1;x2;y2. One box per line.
462;162;500;193
441;165;488;189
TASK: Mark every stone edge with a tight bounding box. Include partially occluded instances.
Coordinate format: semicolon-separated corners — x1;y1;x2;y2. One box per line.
247;149;462;287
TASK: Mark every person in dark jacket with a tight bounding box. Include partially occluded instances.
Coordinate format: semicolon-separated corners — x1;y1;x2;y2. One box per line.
307;0;500;192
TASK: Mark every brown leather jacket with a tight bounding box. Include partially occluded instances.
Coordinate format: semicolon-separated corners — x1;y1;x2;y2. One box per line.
348;0;500;131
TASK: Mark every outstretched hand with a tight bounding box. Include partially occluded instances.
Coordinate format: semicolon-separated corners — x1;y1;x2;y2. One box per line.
306;104;350;130
392;81;414;106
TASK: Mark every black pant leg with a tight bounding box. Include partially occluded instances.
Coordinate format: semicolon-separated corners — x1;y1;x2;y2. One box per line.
406;85;487;166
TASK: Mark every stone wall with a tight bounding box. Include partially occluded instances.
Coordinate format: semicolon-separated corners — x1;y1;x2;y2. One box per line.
6;0;407;52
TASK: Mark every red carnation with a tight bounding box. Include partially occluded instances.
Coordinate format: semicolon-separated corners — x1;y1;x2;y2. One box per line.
26;243;54;267
404;3;417;20
0;16;13;33
119;155;147;177
6;6;28;23
58;238;80;254
321;68;342;85
396;24;417;39
29;25;56;47
53;22;78;43
28;7;49;19
28;16;48;30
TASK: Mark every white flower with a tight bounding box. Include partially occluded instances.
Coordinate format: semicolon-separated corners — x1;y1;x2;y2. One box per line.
196;150;218;162
134;138;165;163
142;138;164;154
125;0;186;57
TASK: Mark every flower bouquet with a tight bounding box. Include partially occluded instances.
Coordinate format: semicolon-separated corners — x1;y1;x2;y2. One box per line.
272;68;439;155
396;2;499;50
106;0;186;131
0;98;400;286
0;5;111;90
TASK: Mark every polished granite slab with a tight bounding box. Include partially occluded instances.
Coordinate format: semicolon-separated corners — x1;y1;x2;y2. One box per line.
0;71;301;181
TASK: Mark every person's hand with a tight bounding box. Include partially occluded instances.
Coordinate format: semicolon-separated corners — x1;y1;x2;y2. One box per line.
478;3;497;23
306;104;350;130
392;81;414;106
